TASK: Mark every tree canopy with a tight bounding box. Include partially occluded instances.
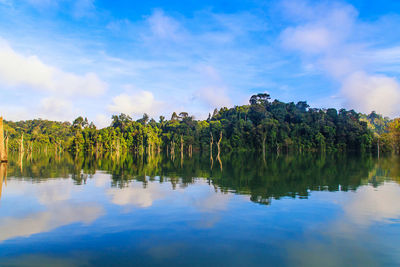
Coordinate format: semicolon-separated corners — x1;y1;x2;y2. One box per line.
3;94;400;154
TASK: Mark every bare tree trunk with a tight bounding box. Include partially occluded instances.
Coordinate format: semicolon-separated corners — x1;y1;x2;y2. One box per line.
180;135;183;159
28;141;32;153
171;140;175;160
28;149;32;162
19;150;23;172
217;131;222;158
180;153;183;165
116;138;120;156
377;138;380;159
262;134;266;159
4;136;8;160
54;143;57;156
0;117;6;162
20;133;24;154
171;141;175;155
210;132;213;160
217;154;223;171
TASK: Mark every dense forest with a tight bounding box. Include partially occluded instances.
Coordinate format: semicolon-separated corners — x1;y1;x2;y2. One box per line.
3;94;400;155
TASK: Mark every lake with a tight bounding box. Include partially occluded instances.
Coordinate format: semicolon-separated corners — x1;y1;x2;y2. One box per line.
0;152;399;266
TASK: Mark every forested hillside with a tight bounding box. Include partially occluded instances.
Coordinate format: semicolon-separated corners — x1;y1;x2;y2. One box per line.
3;94;400;154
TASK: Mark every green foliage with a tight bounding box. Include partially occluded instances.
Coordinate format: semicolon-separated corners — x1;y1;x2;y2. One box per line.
3;94;386;154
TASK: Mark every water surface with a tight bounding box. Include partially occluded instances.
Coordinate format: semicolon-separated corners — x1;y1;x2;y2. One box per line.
0;152;399;266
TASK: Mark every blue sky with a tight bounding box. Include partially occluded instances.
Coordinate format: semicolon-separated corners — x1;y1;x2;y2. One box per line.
1;0;400;127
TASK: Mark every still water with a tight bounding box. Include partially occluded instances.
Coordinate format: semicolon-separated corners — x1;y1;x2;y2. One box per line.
0;152;399;266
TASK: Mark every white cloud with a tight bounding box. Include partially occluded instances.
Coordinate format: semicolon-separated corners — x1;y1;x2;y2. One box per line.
0;105;32;121
19;0;95;18
280;2;356;55
370;46;400;64
0;38;107;96
108;90;163;117
196;86;232;109
38;97;79;121
365;46;400;74
282;26;335;54
106;19;132;32
147;9;182;40
24;0;57;8
195;65;232;109
341;71;400;116
0;37;109;122
0;96;83;122
0;0;11;5
73;0;95;18
95;114;110;129
280;1;400;117
1;7;272;121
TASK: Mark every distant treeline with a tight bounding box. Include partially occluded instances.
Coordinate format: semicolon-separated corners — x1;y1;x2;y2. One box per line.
3;94;400;154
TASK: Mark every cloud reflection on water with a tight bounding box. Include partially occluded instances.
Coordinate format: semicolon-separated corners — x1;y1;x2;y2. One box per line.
286;182;400;266
0;203;104;242
0;154;399;266
107;182;167;208
0;178;104;242
343;182;400;225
